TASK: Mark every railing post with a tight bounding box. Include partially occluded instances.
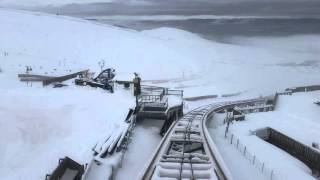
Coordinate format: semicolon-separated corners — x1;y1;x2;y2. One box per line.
252;155;256;165
230;134;234;144
270;170;274;180
45;174;51;180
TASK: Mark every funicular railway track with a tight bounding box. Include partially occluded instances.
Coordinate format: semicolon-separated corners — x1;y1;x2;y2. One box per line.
139;98;268;180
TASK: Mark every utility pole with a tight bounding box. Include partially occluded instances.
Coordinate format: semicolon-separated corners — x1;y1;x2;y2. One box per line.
225;109;232;138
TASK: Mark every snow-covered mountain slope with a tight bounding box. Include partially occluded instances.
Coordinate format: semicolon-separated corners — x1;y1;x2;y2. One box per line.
1;9;320;95
1;8;320;180
141;27;320;97
0;9;198;81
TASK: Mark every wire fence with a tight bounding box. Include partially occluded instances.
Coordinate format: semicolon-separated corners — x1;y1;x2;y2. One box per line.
225;132;281;180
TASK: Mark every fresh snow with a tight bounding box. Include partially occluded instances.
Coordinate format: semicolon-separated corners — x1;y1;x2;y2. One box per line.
208;92;320;180
115;119;163;180
1;7;320;180
0;87;134;180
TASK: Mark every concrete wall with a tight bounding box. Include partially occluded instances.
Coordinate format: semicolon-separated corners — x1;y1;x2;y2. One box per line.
255;127;320;176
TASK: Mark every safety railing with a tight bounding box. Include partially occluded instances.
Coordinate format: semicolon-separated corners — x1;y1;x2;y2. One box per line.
165;89;184;97
225;132;281;180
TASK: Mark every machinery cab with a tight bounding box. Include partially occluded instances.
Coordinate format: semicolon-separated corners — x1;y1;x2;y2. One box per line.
94;68;115;83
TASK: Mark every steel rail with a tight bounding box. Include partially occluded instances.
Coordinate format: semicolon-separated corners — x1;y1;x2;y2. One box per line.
139;98;267;180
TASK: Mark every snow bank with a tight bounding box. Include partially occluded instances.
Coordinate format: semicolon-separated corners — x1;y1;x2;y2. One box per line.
0;87;133;180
